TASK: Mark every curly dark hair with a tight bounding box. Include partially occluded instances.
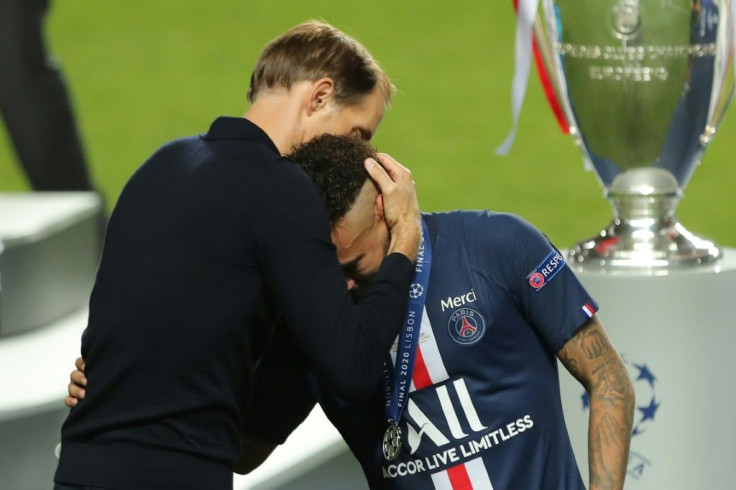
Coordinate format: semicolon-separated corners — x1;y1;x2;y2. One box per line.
287;134;377;225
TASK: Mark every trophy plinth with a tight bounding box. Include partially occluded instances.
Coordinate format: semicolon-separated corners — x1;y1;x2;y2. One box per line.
568;168;721;269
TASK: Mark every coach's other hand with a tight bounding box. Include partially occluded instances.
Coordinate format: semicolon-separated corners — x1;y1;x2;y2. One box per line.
65;357;87;407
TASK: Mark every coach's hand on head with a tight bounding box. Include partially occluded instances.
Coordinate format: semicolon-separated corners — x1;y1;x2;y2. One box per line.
364;153;421;262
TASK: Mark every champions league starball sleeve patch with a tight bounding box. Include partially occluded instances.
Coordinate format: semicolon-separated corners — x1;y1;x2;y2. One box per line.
526;249;567;291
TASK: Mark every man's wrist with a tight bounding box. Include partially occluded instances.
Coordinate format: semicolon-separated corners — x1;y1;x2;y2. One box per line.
387;218;421;262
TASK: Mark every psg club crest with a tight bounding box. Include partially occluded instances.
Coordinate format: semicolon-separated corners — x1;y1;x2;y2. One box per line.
447;307;486;345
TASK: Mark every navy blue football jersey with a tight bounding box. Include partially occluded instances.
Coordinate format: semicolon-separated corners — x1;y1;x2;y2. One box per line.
244;211;597;489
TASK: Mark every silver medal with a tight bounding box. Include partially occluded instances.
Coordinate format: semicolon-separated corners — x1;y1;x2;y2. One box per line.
382;422;402;461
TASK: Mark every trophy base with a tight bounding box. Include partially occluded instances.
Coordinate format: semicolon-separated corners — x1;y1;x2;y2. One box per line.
568;168;721;271
568;219;721;271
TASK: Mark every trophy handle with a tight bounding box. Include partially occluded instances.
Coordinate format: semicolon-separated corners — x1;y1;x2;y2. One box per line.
701;0;736;146
532;0;599;174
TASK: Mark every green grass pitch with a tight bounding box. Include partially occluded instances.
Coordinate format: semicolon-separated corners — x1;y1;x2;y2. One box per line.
1;0;733;249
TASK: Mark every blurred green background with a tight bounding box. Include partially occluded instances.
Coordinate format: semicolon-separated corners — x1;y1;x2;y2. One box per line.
1;0;733;249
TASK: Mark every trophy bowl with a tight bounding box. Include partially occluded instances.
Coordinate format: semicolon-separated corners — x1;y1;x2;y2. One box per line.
533;0;735;270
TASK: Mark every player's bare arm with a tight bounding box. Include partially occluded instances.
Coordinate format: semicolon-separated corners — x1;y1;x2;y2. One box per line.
557;316;635;490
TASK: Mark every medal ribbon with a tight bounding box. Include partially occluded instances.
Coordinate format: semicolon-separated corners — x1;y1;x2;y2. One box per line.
383;219;432;426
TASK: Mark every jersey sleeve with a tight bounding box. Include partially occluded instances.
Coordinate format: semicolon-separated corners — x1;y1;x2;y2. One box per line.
473;212;598;352
254;160;413;401
241;321;319;444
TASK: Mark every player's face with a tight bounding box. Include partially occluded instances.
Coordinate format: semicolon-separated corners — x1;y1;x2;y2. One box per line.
331;181;390;293
303;88;386;143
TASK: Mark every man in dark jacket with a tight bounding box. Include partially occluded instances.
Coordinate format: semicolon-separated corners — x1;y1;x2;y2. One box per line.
55;21;421;490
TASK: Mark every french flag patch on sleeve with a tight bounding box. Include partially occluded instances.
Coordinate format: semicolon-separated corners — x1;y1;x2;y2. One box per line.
580;303;596;319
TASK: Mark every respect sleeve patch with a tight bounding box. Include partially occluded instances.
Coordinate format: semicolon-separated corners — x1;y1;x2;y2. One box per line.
526;250;567;291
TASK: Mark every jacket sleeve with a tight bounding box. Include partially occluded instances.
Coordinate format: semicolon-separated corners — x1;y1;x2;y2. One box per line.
241;321;319;444
254;162;413;401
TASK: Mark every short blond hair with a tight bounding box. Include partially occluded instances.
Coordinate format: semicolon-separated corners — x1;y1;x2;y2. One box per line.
247;21;394;107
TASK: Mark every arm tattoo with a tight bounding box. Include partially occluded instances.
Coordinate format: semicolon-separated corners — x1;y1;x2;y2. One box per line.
581;328;609;359
557;345;581;378
590;413;627;488
558;320;635;489
592;360;631;405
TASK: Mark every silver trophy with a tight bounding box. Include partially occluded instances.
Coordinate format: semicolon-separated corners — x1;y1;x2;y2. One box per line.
533;0;734;269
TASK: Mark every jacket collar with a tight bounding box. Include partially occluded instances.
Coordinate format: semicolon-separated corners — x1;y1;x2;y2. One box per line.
201;116;280;155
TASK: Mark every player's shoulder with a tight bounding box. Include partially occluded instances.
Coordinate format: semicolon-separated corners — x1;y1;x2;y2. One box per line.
424;210;542;244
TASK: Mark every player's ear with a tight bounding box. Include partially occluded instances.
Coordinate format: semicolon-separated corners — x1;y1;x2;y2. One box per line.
374;192;385;222
307;78;335;115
